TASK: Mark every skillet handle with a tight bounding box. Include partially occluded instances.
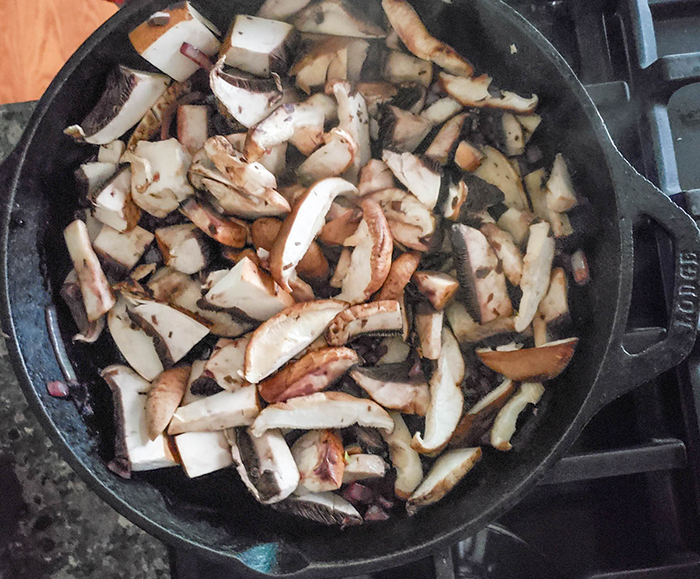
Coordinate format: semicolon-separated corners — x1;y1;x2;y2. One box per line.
595;157;700;410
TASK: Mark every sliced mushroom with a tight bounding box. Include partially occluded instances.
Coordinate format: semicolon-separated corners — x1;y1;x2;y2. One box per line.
179;196;248;248
229;427;300;503
75;161;119;203
357;159;395;196
445;300;516;345
292;429;345;492
439;72;538;114
244;299;347;383
412;327;465;454
450;223;512;324
496;207;535;245
92;224;154;277
107;298;164;381
539;267;568;324
204;256;295;322
545;154;578;213
374;252;420;303
376;336;411;364
367;188;436;251
421;97;463;125
501;113;525;157
329;247;352;289
406;447;482;515
490;382;544;451
382;150;441;210
318;208;362;246
449;378;516;448
382;50;433;88
65;66;170;145
472;145;529;211
210;59;283;128
201;178;291;219
60;271;105;344
271;491;362;526
425;113;469;165
413;271;459;311
64;220;115;322
350;362;430;415
297;128;358;184
379;105;433;153
294;0;386;38
257;0;313;21
177;105;209;155
335;199;394;304
168;385;260;434
382;0;474;77
453;140;485;172
269;177;356;290
517;113;542;143
250;391;394;437
381;411;423;500
128;299;210;366
145;366;191;440
245;101;326;161
415;302;443;360
476;337;578;381
196;335;251;393
330;81;372;182
356;81;399;115
155;223;211;275
291;37;348;94
220;15;295;77
514;221;555;332
342;454;389;484
326;300;404;345
129;2;220;82
101;365;177;478
226;134;289;178
258;347;360;403
480;222;523;286
174;431;234;478
122;139;194;218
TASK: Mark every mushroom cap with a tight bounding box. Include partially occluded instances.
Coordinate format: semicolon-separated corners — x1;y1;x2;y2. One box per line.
476;337;578;381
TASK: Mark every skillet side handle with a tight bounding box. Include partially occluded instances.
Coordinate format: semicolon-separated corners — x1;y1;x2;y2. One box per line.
600;159;700;406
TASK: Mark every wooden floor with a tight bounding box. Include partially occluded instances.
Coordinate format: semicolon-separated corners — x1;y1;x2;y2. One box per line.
0;0;118;105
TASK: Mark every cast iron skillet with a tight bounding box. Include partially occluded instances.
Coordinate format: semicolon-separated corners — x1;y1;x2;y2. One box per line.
2;0;700;577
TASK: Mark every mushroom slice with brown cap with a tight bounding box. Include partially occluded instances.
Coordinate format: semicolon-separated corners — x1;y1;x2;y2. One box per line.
514;221;556;332
358;159;396;196
415;302;443;361
294;0;386;38
349;363;430;415
175;431;234;478
496;207;536;245
65;66;170;145
64;220;115;322
177;104;209;156
101;365;178;478
245;300;348;383
382;150;442;210
167;385;260;434
439;72;538;114
367;188;436;252
220;15;295;77
425;113;469;165
421;97;463;125
343;454;389;484
326;301;404;346
445;301;516;345
377;251;422;301
195;335;251;393
60;271;105;344
257;0;312;21
382;50;433;88
491;382;545;451
92;224;154;278
291;37;345;94
210;59;283;129
382;411;423;500
201;178;291;219
379;106;433;153
244;101;326;162
269;177;357;291
226;134;288;178
92;168;141;232
412;327;465;455
406;447;482;515
129;2;220;82
122;139;194;218
204;257;295;322
330;81;371;182
381;0;474;77
258;347;360;403
145;366;191;440
271;491;362;526
318;208;362;246
476;337;578;381
539;267;568;324
108;298;164;381
473;145;529;211
155;223;212;275
250;391;394;437
128;300;210;366
297;128;359;185
449;378;516;448
453;141;485;173
76;161;119;202
179;197;248;248
450;224;512;324
480;222;523;286
413;271;459;311
291;429;345;493
545;154;578;213
229;428;299;503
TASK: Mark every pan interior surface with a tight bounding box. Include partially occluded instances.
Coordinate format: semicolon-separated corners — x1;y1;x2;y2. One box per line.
1;0;622;574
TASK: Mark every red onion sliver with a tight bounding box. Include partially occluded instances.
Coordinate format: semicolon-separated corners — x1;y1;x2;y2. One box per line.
47;380;70;398
180;42;214;72
341;482;375;506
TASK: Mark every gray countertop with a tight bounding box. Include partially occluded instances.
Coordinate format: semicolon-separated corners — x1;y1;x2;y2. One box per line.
0;102;168;579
